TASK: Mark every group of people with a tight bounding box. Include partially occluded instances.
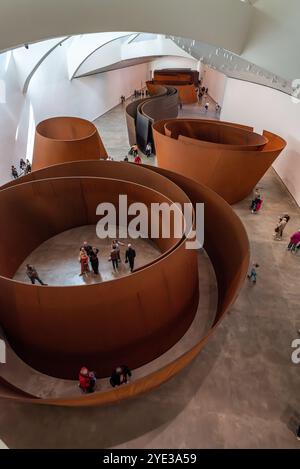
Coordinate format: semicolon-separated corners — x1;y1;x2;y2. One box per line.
79;240;137;276
127;144;141;163
197;86;208;100
109;241;136;272
24;240;137;286
133;89;148;99
128;143;152;161
78;365;132;393
79;241;100;276
248;188;300;285
11;158;32;179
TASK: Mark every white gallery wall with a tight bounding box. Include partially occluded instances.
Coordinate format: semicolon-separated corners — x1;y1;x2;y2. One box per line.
201;65;227;106
0;42;150;186
221;78;300;206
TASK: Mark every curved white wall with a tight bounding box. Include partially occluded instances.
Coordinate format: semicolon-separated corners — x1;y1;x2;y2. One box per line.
0;43;150;186
0;0;252;55
221;78;300;206
202;66;227;106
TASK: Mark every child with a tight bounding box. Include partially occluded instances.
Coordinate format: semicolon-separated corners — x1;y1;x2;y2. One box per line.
247;263;259;284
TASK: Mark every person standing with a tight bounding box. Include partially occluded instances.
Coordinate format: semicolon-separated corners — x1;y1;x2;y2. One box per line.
19;158;26;172
26;264;47;285
125;244;136;272
250;188;262;213
247;263;259;284
78;367;96;393
145;142;152;157
79;247;90;276
204;102;209;112
109;365;132;387
89;247;99;275
273;215;290;240
297;425;300;441
112;239;125;262
11;165;18;179
134;154;141;164
129;144;138;157
25;159;31;174
81;241;93;257
109;246;119;271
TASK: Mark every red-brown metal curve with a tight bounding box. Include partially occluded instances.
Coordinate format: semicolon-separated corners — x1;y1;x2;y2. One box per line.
153;119;287;204
32;116;108;171
0;172;197;379
0;160;249;406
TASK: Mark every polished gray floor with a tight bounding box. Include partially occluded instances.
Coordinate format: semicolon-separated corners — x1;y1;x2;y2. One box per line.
0;101;299;449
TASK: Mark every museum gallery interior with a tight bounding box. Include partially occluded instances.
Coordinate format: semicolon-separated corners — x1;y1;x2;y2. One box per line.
0;0;299;450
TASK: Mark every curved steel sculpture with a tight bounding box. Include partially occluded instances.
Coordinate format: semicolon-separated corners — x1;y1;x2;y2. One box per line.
32;116;108;171
0;160;249;406
153;119;287;204
147;69;199;104
125;86;178;152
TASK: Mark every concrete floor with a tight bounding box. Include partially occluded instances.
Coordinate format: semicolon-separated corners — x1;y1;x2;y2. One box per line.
14;225;161;286
0;100;300;448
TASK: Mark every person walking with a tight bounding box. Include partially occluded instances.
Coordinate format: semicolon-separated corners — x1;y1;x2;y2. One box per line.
273;215;290;240
247;263;259;284
204;102;209;112
79;247;90;276
26;264;47;285
125;244;136;272
109;246;119;271
89;247;99;275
